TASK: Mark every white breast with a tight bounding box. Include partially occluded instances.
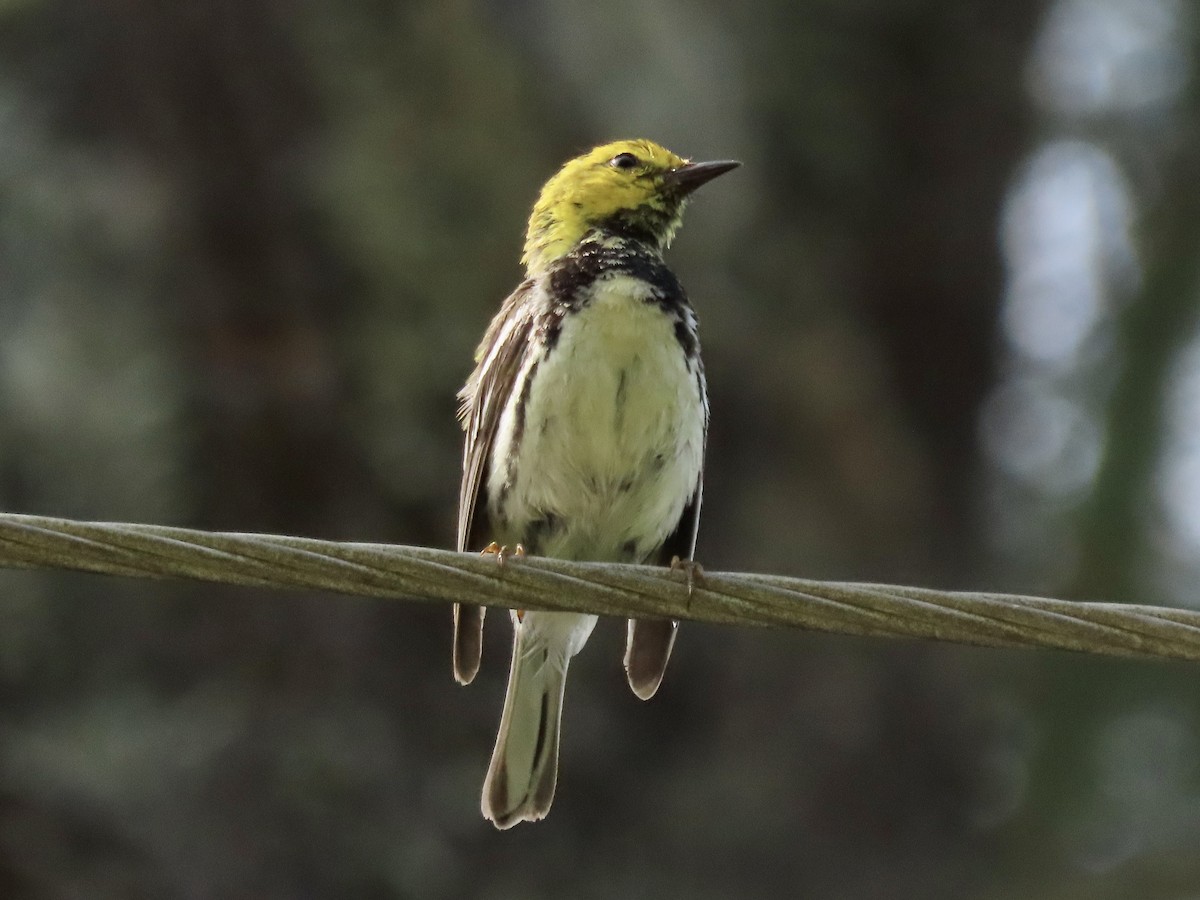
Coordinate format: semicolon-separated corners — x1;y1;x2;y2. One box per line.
491;274;706;562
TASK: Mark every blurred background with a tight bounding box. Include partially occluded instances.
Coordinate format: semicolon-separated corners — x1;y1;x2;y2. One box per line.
0;0;1197;897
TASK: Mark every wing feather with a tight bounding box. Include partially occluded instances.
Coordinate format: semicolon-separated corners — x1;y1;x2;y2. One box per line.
456;279;539;553
453;280;539;684
626;361;708;699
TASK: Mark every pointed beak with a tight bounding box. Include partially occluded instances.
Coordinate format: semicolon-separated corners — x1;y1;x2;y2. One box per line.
665;159;741;196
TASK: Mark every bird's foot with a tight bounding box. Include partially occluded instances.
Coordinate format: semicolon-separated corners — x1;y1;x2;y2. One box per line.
481;542;526;568
670;556;705;600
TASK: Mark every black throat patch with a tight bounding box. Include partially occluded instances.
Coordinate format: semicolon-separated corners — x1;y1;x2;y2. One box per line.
542;236;696;356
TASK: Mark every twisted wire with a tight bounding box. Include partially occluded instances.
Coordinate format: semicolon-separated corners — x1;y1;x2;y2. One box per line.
0;513;1196;663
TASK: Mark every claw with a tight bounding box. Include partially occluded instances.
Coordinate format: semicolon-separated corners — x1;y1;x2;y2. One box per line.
670;556;705;600
481;542;526;567
482;543;529;621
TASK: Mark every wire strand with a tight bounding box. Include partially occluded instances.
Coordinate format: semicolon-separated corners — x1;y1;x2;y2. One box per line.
0;512;1197;663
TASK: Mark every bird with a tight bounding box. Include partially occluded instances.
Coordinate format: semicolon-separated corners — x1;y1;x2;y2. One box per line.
453;139;738;829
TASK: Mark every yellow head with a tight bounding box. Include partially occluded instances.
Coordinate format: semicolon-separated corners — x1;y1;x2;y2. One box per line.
522;139;739;275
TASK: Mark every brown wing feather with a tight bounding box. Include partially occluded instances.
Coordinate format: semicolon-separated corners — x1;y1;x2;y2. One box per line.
453;280;538;685
625;365;708;700
624;483;702;700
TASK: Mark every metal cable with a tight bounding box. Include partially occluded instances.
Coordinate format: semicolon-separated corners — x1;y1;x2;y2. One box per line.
0;513;1196;663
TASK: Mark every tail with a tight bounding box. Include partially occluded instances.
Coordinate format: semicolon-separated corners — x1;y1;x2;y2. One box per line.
453;603;485;684
625;618;678;700
482;628;570;829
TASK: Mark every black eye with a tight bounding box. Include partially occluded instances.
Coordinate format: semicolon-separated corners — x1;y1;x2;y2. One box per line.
610;152;640;170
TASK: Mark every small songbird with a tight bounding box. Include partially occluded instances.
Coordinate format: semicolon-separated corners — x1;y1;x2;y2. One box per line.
454;139;738;828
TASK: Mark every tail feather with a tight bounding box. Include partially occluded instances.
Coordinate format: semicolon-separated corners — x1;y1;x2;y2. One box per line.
624;618;678;700
482;629;569;828
453;603;485;684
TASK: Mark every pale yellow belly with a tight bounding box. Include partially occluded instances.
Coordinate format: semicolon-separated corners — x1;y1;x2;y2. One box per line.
490;279;705;562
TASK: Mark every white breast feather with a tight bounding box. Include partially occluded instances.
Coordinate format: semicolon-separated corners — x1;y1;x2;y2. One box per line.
491;274;705;563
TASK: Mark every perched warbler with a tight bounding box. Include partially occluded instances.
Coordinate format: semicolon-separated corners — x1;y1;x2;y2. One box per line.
454;139;738;829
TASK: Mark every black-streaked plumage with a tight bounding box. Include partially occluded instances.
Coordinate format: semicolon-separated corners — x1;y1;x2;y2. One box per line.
453;139;737;828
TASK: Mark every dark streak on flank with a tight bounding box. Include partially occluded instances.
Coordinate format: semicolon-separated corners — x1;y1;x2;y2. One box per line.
498;358;539;506
673;318;697;358
614;368;628;431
